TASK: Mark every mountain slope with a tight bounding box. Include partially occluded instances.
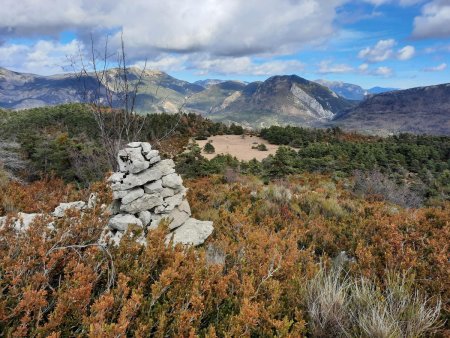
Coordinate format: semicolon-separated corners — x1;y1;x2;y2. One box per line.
0;67;203;113
333;83;450;135
186;81;247;113
208;75;354;128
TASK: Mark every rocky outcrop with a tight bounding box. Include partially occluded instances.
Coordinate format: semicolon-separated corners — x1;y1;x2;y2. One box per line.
104;142;213;246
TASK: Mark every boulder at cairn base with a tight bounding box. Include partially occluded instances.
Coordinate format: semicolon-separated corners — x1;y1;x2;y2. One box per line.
166;219;214;246
109;214;143;232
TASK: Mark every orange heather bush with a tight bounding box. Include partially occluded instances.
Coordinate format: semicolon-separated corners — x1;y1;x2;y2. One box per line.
0;174;448;336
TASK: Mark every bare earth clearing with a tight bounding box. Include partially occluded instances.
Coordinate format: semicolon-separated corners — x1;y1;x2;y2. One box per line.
195;135;279;161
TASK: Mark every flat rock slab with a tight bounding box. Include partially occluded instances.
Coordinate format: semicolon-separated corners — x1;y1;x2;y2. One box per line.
120;194;163;214
53;201;86;218
109;214;143;231
166;218;214;246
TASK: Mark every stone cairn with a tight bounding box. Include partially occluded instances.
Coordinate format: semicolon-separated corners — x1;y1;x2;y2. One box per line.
105;142;213;246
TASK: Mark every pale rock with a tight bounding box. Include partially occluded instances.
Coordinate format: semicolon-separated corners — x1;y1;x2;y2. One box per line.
127;148;149;174
117;148;149;174
154;205;169;215
167;208;190;230
127;142;142;148
120;194;163;214
87;193;97;208
112;167;163;191
149;156;161;165
113;190;128;200
121;187;144;204
144;150;159;161
154;159;176;175
141;142;152;156
0;212;43;232
138;210;151;226
110;231;124;246
166;218;214;246
108;214;143;231
53;201;86;218
148;214;163;230
144;180;163;194
178;199;191;216
150;207;190;230
161;188;175;198
164;192;186;212
108;172;126;183
162;173;183;189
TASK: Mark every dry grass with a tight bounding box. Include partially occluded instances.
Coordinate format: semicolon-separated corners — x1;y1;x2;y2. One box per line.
306;267;442;338
195;135;279;161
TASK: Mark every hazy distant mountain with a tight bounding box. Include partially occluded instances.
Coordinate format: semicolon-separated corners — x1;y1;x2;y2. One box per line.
315;80;367;100
206;75;355;128
194;79;225;88
315;79;399;100
333;83;450;135
367;86;399;95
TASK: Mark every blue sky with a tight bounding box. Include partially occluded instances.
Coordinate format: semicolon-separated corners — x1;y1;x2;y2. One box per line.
0;0;449;89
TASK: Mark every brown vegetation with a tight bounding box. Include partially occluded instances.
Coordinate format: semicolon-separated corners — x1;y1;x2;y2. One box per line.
0;173;447;336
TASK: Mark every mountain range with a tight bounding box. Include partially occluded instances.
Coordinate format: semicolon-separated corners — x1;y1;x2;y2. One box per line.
0;67;448;135
315;79;398;100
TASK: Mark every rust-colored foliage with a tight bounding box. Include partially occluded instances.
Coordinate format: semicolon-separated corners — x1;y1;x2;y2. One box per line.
0;177;84;215
0;174;448;336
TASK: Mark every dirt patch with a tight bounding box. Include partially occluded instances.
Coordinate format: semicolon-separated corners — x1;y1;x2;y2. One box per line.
195;135;279;161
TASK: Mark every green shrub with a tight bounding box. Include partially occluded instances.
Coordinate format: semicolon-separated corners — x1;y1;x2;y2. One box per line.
204;142;215;154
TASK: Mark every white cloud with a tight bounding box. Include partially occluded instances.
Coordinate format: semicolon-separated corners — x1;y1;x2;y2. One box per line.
191;57;304;76
413;0;450;38
423;63;447;72
133;55;189;72
0;0;345;59
0;40;81;75
363;0;424;6
359;40;415;62
372;66;393;76
358;63;369;72
358;39;396;62
317;60;354;74
397;45;415;60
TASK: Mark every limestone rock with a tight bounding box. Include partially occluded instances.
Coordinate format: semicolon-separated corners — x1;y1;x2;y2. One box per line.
121;187;144;204
138;210;151;226
144;150;159;161
144;180;163;194
127;142;142;148
113;190;128;200
161;188;175;198
111;167;163;191
141;142;152;156
149;156;161;165
108;214;143;231
118;148;149;174
53;201;86;218
162;173;183;189
178;199;192;215
120;194;163;214
0;212;43;232
166;218;214;246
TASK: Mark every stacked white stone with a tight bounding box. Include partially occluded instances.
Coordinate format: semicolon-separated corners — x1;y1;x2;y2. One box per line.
106;142;213;246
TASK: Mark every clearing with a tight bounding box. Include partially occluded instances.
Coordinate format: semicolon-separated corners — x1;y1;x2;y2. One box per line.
195;135;279;161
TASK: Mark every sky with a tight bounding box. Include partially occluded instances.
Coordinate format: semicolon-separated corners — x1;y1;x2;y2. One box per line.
0;0;449;89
